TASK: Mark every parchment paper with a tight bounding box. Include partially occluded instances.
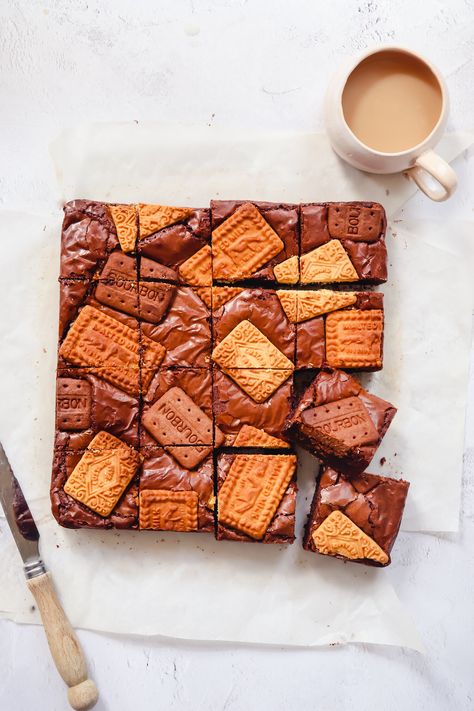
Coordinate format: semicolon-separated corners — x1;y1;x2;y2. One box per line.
0;126;472;649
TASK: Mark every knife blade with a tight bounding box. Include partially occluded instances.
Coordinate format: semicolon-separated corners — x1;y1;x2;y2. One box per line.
0;441;98;710
0;443;46;579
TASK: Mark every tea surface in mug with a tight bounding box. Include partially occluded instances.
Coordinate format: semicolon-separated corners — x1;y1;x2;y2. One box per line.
342;50;442;153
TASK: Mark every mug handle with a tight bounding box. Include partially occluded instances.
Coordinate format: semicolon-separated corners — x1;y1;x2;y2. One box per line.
406;149;458;202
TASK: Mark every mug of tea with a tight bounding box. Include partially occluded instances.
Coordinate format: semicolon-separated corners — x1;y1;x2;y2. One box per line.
325;47;457;201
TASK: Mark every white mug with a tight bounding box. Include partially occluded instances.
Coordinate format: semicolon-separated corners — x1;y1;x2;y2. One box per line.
325;46;457;201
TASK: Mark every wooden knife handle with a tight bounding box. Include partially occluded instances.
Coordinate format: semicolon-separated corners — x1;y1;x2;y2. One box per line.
27;572;98;710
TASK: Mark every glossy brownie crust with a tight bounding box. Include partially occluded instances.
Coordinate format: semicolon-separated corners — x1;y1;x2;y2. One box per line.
303;467;409;566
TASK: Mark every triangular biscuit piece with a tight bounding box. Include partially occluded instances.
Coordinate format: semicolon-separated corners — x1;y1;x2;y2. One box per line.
297;290;357;321
312;510;388;565
138;204;194;238
109;205;138;253
277;291;298;322
300;240;358;283
273;255;299;284
178;245;212;286
233;425;290;448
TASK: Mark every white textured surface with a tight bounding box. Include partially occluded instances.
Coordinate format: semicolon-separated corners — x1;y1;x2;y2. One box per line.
1;1;474;710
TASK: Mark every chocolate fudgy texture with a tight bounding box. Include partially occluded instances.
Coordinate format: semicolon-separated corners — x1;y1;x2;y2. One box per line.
52;198;404;554
303;467;409;566
284;367;396;476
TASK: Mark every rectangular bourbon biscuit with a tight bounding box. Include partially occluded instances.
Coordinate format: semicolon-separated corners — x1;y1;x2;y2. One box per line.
142;387;225;467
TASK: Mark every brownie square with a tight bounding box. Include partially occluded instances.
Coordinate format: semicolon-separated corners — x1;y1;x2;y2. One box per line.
215;453;297;543
284;367;396;476
137;206;211;284
140;286;211;368
140;368;224;458
298;202;387;284
212;368;294;445
210;200;299;283
51;442;139;529
212;287;296;363
60;200;122;280
291;290;384;370
55;367;140;449
139;447;214;533
303;467;409;566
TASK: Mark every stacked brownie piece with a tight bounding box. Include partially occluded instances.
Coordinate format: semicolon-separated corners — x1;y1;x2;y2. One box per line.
52;198;408;564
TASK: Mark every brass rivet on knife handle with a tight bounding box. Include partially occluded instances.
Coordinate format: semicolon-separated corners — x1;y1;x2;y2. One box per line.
27;572;99;710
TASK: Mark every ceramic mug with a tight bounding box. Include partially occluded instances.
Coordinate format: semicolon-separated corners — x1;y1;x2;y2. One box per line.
325;46;457;201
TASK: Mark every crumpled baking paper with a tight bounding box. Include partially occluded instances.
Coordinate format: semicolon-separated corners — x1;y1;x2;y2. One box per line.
0;126;472;649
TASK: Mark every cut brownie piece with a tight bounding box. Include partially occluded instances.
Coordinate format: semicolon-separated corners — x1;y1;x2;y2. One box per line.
141;367;214;447
303;467;409;566
276;290;384;370
137;205;211;284
139;447;214;532
55;367;140;449
213;368;294;444
140;286;211;368
273;202;387;285
283;367;396;476
299;202;387;284
211;201;298;283
94;252;177;324
212;288;296;363
51;433;141;529
215;453;297;543
141;384;224;465
59;305;165;395
60;200;122;280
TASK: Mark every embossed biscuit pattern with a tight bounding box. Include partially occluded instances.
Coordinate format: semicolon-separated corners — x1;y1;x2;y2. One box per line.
233;425;290;448
138;204;194;238
212;202;284;280
63;431;141;517
139;489;199;531
109;204;138;253
326;309;383;368
311;510;389;565
217;454;297;539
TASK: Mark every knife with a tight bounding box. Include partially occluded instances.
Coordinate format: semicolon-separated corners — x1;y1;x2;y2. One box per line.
0;442;99;710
